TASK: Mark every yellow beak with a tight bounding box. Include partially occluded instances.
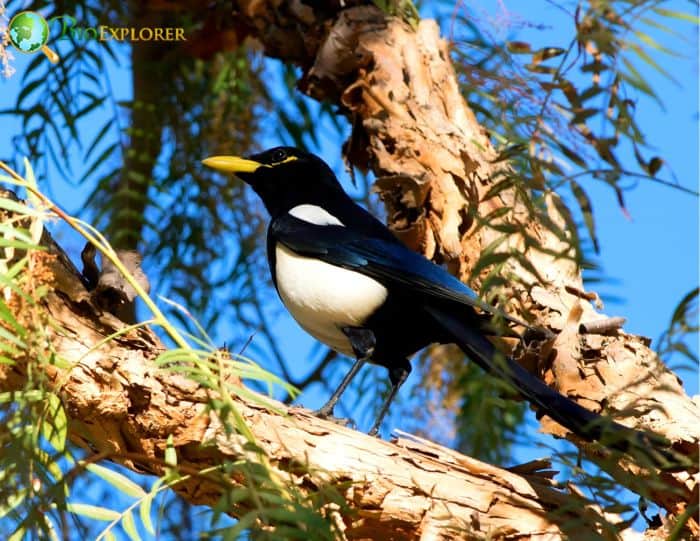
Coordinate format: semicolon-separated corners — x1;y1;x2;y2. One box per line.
201;156;262;174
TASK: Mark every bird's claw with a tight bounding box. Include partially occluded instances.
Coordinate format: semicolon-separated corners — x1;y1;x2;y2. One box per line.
312;408;355;429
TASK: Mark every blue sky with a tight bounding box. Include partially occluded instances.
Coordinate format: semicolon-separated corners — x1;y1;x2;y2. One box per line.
1;0;697;488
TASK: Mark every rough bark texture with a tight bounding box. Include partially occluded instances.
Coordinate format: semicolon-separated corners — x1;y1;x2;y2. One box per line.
0;221;651;540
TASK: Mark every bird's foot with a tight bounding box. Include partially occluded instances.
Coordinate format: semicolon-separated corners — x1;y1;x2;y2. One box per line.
312;407;355;429
367;426;381;438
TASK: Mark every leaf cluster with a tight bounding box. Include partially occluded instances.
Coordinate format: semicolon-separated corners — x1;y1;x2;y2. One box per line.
0;164;346;540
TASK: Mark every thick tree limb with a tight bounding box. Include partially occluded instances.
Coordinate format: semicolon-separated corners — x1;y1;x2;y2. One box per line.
0;221;650;540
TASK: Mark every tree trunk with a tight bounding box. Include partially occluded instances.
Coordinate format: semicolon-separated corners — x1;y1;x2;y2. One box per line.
108;6;169;250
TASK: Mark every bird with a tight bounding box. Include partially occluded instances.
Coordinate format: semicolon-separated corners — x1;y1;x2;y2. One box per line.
202;146;679;468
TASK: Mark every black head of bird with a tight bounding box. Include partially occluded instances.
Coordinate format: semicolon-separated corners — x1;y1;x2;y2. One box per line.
203;147;348;218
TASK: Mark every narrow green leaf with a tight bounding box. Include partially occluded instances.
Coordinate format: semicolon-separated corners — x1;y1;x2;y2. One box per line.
41;514;61;541
0;325;27;348
86;464;146;498
532;47;565;64
139;491;156;535
80;142;119;184
53;90;79;140
67;503;120;521
511;251;548;285
6;256;28;279
620;55;658;93
0;238;45;250
220;510;259;539
482;177;515;201
0;198;42;217
0;299;25;338
42;393;67;452
634;30;679;56
8;526;26;541
628;43;677;83
21;52;46;83
0;488;27;520
164;435;177;467
555;141;587;168
641;16;686;42
35;448;65;483
0;224;35;244
652;7;699;24
571;108;599;124
578;85;605;103
75;96;107;121
0;389;44;403
506;41;532;54
670;288;698;323
570;180;599;253
85;120;115;161
122;510;141;541
16;79;44;108
524;63;557;74
470;251;511;278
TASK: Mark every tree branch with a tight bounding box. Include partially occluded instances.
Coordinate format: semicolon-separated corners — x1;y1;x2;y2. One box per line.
0;224;650;539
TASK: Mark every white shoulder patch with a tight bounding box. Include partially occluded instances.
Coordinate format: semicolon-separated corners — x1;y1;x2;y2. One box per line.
289;204;345;226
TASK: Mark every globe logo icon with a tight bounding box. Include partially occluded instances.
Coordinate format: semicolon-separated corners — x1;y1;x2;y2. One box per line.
8;11;59;63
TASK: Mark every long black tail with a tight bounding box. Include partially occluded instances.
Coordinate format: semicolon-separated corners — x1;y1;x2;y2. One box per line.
426;305;684;469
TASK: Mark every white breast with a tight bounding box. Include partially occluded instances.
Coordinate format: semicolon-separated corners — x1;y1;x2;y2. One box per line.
274;244;388;357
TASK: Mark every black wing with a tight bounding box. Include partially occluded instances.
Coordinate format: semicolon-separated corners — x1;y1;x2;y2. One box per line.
269;213;532;330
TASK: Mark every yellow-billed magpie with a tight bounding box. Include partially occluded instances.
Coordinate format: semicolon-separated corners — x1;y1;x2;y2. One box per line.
203;146;678;467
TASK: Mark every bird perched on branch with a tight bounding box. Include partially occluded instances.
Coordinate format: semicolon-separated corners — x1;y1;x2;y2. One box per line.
203;146;679;468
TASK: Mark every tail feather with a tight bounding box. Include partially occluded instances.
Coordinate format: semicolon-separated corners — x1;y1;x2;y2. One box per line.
426;305;683;469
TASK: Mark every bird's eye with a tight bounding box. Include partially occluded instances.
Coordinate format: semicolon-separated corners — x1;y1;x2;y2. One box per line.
271;149;287;163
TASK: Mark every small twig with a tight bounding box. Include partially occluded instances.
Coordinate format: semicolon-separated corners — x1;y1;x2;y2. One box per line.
579;317;626;335
238;333;256;356
565;284;598;301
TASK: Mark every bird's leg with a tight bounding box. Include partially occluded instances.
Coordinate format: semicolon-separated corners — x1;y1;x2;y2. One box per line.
313;357;364;423
368;363;411;437
313;327;375;422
